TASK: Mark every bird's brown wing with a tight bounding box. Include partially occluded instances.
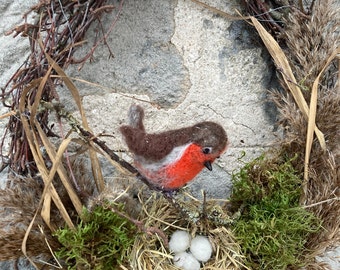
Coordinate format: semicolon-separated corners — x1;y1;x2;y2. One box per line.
120;126;192;161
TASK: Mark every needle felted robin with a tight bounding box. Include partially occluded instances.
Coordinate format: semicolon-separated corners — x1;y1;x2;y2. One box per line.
120;105;228;191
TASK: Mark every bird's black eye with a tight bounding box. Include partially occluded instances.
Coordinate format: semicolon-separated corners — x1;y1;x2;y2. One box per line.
202;147;212;154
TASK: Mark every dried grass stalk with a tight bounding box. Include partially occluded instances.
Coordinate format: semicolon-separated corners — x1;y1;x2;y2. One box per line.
304;49;339;191
249;16;326;150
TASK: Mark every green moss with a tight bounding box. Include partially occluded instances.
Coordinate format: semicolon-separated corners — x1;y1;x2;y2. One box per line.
231;155;321;270
54;204;137;269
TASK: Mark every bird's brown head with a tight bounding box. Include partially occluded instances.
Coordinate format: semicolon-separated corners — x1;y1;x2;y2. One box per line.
191;121;228;156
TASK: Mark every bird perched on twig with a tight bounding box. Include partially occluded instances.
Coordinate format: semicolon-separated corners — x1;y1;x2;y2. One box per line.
120;105;228;191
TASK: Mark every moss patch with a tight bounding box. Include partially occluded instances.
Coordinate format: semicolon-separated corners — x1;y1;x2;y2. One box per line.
55;204;137;269
231;155;321;269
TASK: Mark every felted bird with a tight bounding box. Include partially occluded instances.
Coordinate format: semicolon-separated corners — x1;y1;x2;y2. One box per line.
120;104;228;191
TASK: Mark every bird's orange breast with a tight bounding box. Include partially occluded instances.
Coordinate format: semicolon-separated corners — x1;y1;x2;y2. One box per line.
135;143;214;190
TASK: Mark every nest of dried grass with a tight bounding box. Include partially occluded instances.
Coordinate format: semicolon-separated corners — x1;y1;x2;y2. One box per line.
128;191;246;270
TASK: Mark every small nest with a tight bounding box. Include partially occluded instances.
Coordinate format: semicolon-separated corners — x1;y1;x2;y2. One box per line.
129;190;247;270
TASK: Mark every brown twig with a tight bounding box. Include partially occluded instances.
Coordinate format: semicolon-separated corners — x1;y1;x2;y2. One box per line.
239;0;312;40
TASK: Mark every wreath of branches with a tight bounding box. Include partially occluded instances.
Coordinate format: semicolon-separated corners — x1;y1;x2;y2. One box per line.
1;0;122;176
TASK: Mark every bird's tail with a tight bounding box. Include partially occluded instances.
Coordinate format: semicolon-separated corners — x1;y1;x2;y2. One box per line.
128;104;145;131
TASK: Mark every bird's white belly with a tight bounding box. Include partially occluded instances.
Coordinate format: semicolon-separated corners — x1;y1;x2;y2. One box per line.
134;143;191;173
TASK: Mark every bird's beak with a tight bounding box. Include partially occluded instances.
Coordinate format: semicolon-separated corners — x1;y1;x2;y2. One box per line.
204;161;212;171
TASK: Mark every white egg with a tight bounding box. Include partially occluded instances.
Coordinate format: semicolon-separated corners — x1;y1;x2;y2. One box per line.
169;230;191;253
190;235;213;262
173;251;200;270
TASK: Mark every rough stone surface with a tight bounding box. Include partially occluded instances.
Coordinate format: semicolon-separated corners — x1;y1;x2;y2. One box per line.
0;0;338;269
67;0;191;107
0;1;33;87
316;246;340;269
